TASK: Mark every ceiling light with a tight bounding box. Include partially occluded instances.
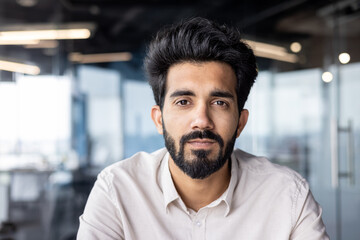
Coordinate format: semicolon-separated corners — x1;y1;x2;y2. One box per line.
16;0;38;7
246;40;287;52
251;49;299;63
322;72;333;83
338;52;350;64
0;60;40;75
0;29;91;41
69;52;133;63
245;39;299;63
290;42;302;53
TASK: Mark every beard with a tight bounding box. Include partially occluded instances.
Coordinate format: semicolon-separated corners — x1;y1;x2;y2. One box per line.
163;126;237;179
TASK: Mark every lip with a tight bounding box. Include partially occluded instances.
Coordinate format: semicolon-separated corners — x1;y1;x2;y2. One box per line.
186;138;216;149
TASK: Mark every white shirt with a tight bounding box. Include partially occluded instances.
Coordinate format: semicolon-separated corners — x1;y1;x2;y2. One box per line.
77;148;329;240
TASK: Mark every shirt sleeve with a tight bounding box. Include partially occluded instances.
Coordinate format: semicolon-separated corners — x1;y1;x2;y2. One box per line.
290;182;329;240
77;171;124;240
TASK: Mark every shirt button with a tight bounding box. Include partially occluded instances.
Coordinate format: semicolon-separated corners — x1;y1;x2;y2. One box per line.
195;221;201;227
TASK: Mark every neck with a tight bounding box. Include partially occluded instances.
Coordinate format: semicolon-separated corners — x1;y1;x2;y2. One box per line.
168;157;231;212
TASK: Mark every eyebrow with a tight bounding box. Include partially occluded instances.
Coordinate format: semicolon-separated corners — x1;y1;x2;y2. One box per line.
169;90;195;98
169;89;235;99
210;90;234;99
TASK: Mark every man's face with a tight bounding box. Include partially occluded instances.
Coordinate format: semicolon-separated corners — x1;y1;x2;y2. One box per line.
151;61;248;179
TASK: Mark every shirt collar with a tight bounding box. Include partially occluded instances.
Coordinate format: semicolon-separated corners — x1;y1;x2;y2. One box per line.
160;152;180;213
160;150;240;216
222;151;239;216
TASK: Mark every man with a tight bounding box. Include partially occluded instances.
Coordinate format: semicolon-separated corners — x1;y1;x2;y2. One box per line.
77;17;328;239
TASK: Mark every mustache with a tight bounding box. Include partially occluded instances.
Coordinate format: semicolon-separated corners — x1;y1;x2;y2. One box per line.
180;130;224;148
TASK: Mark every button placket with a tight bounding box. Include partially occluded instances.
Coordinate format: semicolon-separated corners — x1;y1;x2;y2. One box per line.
196;220;201;227
191;208;208;239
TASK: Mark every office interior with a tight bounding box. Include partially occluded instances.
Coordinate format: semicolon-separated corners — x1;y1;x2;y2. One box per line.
0;0;359;239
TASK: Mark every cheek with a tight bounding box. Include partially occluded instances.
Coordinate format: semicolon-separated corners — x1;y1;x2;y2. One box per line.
218;114;239;131
163;116;183;142
163;110;191;131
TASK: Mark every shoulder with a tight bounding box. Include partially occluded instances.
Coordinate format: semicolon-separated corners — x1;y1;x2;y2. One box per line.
231;149;326;234
233;148;308;191
103;148;167;171
98;148;168;186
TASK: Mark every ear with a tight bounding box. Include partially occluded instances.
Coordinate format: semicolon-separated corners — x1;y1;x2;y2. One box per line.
236;109;249;138
151;105;164;135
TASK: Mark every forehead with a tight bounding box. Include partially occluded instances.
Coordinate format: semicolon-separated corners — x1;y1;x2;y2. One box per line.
165;61;237;96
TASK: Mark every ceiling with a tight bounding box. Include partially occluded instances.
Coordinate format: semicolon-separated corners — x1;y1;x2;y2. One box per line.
0;0;359;75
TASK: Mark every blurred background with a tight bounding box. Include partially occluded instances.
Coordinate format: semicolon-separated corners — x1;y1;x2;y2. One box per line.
0;0;359;239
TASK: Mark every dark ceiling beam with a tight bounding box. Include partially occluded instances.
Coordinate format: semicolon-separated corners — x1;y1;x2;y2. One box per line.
240;0;308;28
62;0;202;9
110;7;144;36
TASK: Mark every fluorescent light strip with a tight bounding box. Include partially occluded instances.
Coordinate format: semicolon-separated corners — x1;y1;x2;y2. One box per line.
252;50;298;63
245;39;298;63
0;60;40;75
69;52;133;63
246;40;287;53
0;28;91;41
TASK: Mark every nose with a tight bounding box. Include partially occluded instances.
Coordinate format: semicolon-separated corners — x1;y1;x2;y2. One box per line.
190;103;214;130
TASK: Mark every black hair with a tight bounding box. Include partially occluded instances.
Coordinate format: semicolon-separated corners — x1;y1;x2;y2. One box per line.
144;17;258;113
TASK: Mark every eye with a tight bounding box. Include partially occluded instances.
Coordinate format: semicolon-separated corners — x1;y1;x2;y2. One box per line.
214;100;227;106
176;99;189;106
